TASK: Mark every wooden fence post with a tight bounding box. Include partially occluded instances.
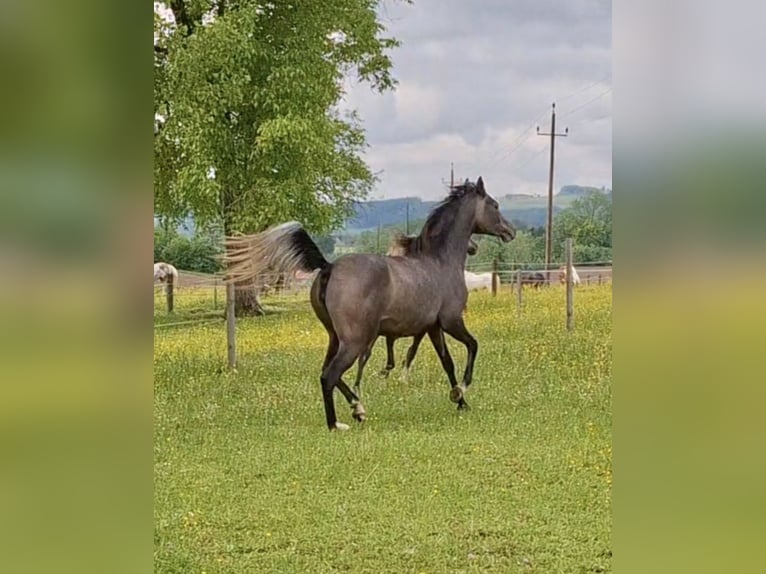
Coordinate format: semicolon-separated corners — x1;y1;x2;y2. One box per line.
517;270;523;312
166;273;174;313
491;258;498;296
565;238;574;331
226;282;237;369
213;278;218;310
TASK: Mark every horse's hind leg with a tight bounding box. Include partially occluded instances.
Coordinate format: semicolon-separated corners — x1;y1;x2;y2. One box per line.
323;340;368;428
380;336;396;376
336;380;366;422
403;332;425;371
399;332;424;383
320;333;348;431
427;327;469;410
354;340;375;399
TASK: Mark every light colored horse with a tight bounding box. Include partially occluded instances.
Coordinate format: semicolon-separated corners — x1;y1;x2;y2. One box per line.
464;270;493;291
154;262;179;284
558;265;581;285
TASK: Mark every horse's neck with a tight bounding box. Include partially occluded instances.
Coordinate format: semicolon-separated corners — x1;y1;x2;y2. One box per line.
438;207;475;268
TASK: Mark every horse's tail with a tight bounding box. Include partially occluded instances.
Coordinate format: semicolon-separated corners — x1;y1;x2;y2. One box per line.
223;222;329;285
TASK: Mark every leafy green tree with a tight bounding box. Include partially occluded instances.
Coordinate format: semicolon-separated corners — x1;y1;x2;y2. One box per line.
468;232;545;275
553;190;612;261
572;244;612;264
154;227;223;274
154;0;403;313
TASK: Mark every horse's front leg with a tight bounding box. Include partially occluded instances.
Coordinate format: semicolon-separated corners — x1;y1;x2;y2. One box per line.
427;326;469;410
440;317;478;406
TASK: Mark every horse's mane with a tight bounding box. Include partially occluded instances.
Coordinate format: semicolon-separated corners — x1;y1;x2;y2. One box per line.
406;180;477;254
386;231;416;256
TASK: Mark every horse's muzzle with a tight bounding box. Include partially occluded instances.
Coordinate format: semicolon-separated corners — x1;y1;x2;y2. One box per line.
498;225;516;242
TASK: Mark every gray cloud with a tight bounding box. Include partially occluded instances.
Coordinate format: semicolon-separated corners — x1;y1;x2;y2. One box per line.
342;0;612;200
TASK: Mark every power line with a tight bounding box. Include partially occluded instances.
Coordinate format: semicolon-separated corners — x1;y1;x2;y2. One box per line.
508;144;549;172
468;78;611;174
486;107;549;168
556;74;611;104
559;87;612;120
486;78;609;169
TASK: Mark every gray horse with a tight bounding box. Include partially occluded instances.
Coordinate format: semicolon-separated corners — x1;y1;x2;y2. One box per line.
225;177;515;430
355;233;479;387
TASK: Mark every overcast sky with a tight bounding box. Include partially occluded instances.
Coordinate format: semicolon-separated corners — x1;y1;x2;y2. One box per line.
341;0;612;200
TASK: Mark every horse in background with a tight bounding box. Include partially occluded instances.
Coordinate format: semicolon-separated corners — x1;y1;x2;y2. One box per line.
358;233;479;381
558;265;581;285
154;262;179;285
463;270;493;292
224;177;515;431
520;271;546;288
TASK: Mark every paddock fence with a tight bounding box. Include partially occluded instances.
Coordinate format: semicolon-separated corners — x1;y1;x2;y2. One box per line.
154;249;611;367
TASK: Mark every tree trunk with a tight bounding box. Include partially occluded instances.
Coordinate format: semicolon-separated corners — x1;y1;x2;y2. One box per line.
223;214;266;317
234;281;266;316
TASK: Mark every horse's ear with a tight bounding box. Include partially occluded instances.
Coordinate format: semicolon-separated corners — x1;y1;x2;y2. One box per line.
476;176;486;196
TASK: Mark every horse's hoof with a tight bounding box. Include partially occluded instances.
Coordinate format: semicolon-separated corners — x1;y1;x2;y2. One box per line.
379;368;391;377
457;400;470;411
332;422;350;431
352;404;367;422
449;385;465;403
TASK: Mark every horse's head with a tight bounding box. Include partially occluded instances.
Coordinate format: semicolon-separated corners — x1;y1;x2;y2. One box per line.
391;230;480;257
470;177;515;242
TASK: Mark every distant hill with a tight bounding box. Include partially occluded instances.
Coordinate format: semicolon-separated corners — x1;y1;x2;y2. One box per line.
155;185;610;237
345;184;610;232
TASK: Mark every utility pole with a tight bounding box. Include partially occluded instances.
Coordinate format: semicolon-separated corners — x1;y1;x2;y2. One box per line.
450;162;454;188
537;103;568;280
405;202;410;235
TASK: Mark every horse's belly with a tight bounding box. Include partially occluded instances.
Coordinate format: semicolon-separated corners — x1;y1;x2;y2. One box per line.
379;309;437;337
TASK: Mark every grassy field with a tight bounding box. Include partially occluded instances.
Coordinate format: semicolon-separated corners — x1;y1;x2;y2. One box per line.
154;285;612;573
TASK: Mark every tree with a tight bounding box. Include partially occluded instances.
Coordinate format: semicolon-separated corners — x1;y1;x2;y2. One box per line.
468;232;545;272
154;227;223;274
154;0;403;314
552;190;612;261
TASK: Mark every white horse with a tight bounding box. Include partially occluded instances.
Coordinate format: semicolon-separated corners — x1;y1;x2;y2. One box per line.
154;262;179;284
464;270;493;292
558;265;581;285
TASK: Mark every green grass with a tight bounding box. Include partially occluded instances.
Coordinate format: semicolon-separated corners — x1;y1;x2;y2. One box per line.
155;286;612;573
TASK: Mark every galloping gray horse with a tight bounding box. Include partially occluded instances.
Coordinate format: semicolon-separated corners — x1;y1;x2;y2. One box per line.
225;177;515;430
354;233;479;388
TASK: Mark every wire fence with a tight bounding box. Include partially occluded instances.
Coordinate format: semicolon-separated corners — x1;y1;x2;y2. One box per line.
153;270;320;328
155;253;610;368
154;263;612;322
